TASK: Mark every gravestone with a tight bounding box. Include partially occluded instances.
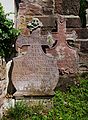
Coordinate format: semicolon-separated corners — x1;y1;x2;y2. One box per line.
47;16;78;75
11;28;59;96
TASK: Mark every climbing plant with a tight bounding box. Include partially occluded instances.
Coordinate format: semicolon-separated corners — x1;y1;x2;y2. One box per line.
79;0;88;27
0;3;20;62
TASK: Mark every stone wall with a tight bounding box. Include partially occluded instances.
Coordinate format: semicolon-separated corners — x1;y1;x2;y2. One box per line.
66;17;81;28
17;0;55;30
67;28;88;72
55;0;80;16
55;0;63;14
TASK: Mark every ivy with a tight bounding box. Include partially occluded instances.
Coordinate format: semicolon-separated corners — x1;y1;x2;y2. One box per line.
0;3;20;62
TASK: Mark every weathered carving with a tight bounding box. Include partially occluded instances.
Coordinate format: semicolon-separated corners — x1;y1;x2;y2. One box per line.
11;25;59;96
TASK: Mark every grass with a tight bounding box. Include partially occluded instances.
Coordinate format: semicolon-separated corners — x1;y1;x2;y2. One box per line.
1;74;88;120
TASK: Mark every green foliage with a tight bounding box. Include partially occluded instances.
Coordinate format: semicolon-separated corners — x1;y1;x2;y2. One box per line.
0;3;20;62
2;76;88;120
51;78;88;120
2;101;49;120
79;0;88;27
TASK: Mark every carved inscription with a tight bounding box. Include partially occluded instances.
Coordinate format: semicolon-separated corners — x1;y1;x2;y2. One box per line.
12;29;59;96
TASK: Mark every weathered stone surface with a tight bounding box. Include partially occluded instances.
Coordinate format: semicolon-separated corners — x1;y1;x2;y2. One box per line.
66;28;88;73
55;0;63;14
55;0;80;15
79;53;88;72
0;59;6;81
19;0;54;16
11;28;59;96
46;16;78;75
67;28;88;39
17;2;26;29
66;30;78;41
0;58;6;96
66;28;88;51
0;98;15;118
26;2;43;16
16;15;57;54
66;17;81;28
80;41;88;53
15;97;53;110
29;16;56;29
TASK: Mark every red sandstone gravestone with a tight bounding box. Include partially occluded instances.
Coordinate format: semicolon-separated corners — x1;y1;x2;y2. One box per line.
12;28;59;96
47;16;78;75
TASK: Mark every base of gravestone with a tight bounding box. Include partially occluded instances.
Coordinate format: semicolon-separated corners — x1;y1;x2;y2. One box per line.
14;95;54;110
13;90;55;97
0;95;54;118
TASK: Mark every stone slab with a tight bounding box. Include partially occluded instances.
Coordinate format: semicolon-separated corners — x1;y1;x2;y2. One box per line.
20;0;54;16
12;29;59;96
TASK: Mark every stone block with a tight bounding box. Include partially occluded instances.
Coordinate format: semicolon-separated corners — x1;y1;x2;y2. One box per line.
55;0;80;15
66;17;81;28
55;0;63;14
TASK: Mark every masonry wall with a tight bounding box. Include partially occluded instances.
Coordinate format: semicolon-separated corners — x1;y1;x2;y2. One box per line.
55;0;80;16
